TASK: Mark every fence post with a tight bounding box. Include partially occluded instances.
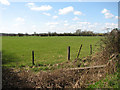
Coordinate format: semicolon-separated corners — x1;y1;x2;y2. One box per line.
32;50;35;65
77;44;82;59
90;45;92;55
67;46;70;60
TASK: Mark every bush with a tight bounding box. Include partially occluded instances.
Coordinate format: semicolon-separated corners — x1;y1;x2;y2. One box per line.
101;28;120;56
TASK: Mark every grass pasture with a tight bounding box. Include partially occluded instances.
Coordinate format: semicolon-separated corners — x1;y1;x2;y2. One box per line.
2;36;102;67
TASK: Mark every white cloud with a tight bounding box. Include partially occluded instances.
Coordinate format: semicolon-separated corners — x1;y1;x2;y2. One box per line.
32;25;37;31
32;5;52;11
27;2;34;6
101;8;109;14
64;20;69;26
72;17;79;21
16;17;25;22
32;25;37;28
43;12;51;16
77;22;90;25
15;17;25;26
0;0;10;5
101;23;118;32
64;23;69;26
53;16;58;19
46;22;58;28
74;11;82;15
27;3;52;11
88;25;95;28
13;23;19;27
94;23;100;26
46;22;58;26
59;6;74;15
115;16;120;19
104;13;114;19
105;23;118;29
64;20;68;23
115;16;118;19
101;8;114;19
49;25;56;28
67;21;96;32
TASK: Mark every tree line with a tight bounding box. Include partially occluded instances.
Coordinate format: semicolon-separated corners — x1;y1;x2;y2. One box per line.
1;29;107;37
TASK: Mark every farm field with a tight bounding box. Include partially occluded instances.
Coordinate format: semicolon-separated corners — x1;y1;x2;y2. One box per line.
2;36;102;67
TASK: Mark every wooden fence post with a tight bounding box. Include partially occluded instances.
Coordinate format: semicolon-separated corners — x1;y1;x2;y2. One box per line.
32;50;35;65
77;44;82;59
67;46;70;60
90;45;92;55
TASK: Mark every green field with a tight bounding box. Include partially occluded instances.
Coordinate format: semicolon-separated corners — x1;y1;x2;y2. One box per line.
2;36;102;67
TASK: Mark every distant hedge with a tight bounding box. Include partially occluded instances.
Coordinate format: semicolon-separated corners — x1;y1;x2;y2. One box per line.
1;30;108;36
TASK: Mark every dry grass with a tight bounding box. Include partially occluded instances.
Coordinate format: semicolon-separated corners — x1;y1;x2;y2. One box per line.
2;52;118;88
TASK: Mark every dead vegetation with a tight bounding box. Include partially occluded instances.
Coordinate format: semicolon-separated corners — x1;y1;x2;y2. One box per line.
3;54;118;88
2;52;119;88
2;29;120;88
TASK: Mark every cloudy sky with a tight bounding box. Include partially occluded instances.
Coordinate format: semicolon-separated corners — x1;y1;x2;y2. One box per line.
0;0;119;34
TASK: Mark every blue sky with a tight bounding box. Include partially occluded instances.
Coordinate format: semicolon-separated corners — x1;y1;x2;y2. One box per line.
0;0;119;33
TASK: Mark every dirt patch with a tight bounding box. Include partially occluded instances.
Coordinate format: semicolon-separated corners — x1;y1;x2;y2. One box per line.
2;67;35;88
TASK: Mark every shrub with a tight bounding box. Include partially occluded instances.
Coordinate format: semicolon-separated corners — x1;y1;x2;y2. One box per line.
101;28;120;56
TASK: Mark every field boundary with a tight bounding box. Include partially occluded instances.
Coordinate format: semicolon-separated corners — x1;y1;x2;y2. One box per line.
65;53;118;71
